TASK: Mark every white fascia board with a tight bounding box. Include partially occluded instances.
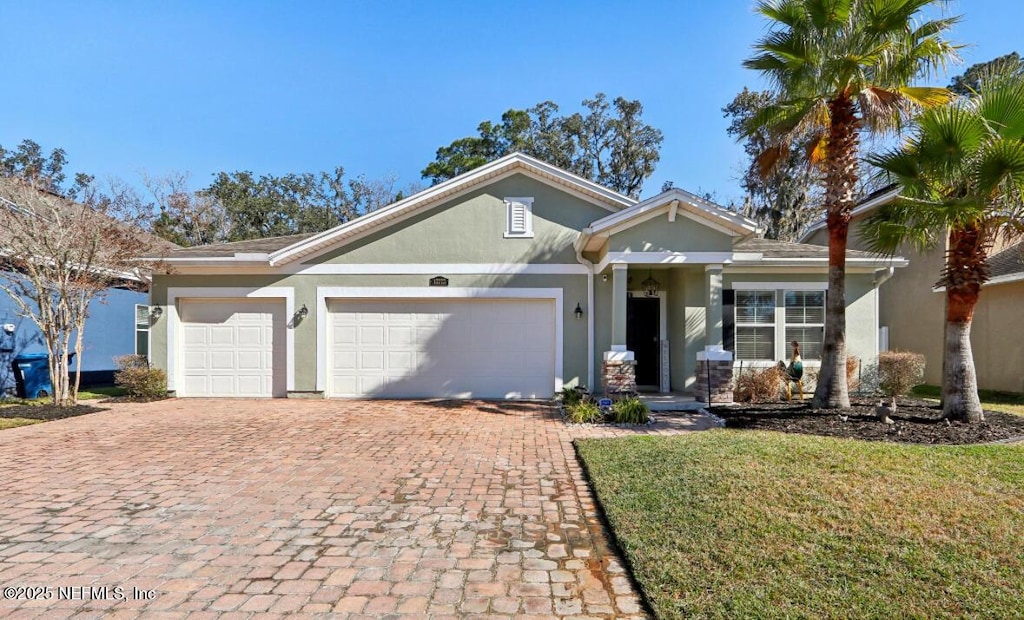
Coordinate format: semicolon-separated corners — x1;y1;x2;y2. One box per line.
760;256;909;266
797;188;902;242
587;188;758;239
155;263;590;276
268;154;634;267
594;251;754;273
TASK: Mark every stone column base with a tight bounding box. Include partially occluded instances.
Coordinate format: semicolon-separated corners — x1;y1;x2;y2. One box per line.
695;346;734;404
602;350;637;395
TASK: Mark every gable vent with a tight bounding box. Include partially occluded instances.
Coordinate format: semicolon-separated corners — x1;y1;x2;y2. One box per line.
504;197;534;238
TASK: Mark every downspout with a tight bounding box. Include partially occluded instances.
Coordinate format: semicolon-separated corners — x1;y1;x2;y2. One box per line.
872;267;896;360
574;229;595;390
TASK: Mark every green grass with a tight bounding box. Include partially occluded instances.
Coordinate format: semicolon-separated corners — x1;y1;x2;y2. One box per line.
76;386;126;399
0;418;43;430
912;384;1024;416
577;431;1024;619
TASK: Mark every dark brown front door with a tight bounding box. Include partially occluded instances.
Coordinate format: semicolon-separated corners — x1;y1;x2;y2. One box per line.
627;296;660;388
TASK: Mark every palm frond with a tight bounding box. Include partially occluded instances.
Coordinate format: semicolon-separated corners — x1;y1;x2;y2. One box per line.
899;86;955;108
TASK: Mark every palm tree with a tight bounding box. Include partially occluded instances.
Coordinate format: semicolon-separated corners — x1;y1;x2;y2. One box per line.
863;69;1024;422
743;0;960;408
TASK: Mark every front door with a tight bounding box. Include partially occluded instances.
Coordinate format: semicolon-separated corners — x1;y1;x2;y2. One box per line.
627;296;660;389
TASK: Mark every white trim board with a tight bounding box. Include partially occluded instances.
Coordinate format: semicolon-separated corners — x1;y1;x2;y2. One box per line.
594;251;757;273
730;282;828;290
315;287;565;396
157;263;591;276
165;287;295;394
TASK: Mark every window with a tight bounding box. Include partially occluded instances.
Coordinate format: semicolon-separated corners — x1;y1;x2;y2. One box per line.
504;197;534;238
135;304;149;358
784;290;824;360
734;291;775;361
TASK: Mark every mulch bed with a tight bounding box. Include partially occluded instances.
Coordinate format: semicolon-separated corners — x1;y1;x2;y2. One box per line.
0;403;107;421
710;398;1024;445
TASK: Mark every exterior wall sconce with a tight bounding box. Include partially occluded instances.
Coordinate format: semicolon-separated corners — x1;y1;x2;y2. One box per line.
297;304;309;320
574;303;584;320
150;306;163;320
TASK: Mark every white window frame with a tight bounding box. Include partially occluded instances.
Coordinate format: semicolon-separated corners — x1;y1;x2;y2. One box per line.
734;289;777;362
730;282;828;364
134;304;150;358
783;290;826;361
504;197;534;238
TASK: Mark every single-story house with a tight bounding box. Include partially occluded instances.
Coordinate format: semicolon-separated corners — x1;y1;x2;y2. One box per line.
0;179;165;395
146;153;904;400
801;188;1024;393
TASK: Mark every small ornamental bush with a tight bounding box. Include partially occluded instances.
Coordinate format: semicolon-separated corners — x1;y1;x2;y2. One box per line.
610;397;650;424
113;355;167;399
565;400;603;424
559;385;584;407
877;351;926;397
735;365;786;403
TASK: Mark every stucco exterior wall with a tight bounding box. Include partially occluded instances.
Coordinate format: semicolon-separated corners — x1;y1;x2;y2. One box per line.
150;272;590;394
606;214;733;253
313;174;611;266
969;281;1024;393
722;272;879;371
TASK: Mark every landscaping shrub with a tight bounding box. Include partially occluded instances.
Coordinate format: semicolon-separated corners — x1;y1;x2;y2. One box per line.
113;355;167;399
735;365;785;403
559;385;583;407
565;399;602;424
877;351;926;397
610;397;650;424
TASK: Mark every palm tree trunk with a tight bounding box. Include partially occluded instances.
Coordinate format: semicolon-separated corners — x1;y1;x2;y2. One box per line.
812;95;858;409
941;227;985;422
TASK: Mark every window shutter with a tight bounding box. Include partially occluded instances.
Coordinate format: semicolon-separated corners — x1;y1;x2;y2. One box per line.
723;289;734;353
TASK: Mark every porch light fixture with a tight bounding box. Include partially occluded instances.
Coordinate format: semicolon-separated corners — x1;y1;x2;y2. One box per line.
574;303;584;320
297;304;309;320
642;270;660;297
149;306;163;320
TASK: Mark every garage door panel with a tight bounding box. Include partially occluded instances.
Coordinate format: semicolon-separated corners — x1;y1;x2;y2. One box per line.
328;298;555;399
179;300;285;397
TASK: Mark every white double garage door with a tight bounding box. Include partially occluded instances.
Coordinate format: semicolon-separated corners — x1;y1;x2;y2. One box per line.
179;297;556;399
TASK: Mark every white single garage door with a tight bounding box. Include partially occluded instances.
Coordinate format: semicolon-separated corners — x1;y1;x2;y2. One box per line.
179;300;286;397
328;298;556;399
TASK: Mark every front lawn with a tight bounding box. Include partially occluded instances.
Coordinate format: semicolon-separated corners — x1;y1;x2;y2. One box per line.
0;417;43;430
577;431;1024;619
912;384;1024;416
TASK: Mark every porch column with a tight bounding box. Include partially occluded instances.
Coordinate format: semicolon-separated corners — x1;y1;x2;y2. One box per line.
611;264;628;350
705;264;724;348
602;264;636;394
697;263;734;404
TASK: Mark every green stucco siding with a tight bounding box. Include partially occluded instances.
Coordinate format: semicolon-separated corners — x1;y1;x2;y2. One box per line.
310;174;611;265
150;272;591;395
606;214;733;253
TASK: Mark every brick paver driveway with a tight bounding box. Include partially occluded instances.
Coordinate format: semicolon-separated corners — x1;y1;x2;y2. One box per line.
0;399;712;618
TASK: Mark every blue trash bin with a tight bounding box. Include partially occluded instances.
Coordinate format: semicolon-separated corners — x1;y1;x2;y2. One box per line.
12;353;52;399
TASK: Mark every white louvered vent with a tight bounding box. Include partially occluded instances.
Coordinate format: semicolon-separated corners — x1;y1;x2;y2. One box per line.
504;197;534;238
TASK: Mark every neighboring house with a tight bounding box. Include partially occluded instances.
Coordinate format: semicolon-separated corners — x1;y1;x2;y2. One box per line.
0;181;167;395
801;188;1024;393
146;153;903;400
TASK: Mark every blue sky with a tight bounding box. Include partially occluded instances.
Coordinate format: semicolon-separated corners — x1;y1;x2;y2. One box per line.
1;0;1019;204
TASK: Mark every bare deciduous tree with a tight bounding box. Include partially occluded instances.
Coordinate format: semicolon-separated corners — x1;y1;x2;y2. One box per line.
0;178;167;406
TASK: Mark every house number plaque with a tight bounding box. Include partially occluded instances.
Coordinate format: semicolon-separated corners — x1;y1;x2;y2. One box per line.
429;276;449;287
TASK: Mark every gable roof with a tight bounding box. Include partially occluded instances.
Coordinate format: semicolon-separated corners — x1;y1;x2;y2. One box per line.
576;188;760;252
797;185;901;243
265;152;636;266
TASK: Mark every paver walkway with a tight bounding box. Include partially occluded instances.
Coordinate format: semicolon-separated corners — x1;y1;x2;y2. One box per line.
0;399;714;618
